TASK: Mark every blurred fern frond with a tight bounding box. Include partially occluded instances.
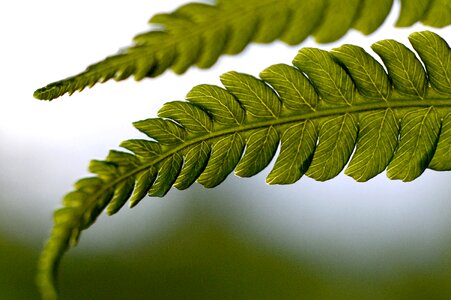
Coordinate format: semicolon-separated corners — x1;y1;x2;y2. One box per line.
33;0;450;101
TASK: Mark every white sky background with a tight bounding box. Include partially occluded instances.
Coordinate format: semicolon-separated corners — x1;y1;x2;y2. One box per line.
0;0;450;273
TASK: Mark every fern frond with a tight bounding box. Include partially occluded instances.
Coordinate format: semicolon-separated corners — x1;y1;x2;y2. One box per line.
38;31;451;299
33;0;450;100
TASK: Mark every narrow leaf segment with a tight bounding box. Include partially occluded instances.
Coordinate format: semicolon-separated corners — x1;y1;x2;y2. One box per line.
34;0;450;100
38;31;451;299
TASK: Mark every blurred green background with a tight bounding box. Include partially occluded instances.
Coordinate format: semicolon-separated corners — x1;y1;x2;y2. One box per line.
2;191;451;299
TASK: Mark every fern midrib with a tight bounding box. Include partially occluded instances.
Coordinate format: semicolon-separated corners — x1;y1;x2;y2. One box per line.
75;96;451;225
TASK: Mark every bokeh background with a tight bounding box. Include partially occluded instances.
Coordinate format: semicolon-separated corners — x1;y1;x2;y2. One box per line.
1;0;450;299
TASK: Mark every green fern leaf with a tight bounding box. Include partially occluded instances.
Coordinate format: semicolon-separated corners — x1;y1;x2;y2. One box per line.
396;0;451;27
33;0;450;101
266;121;317;184
38;31;451;299
429;113;451;170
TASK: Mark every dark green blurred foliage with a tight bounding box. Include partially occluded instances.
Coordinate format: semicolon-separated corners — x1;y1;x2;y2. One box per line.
0;235;39;299
1;209;451;299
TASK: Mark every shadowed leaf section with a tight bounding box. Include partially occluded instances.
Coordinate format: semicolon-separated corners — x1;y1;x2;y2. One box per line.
34;0;450;100
38;31;451;299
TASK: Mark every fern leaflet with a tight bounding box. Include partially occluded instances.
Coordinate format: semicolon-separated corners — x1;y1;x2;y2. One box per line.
33;0;450;100
38;31;451;299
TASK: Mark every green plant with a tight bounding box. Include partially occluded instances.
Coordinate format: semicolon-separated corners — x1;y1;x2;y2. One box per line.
35;1;450;299
34;0;449;101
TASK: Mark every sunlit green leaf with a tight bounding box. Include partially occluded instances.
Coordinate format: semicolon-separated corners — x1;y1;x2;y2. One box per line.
306;114;358;181
346;110;398;181
372;39;427;98
396;0;432;27
38;32;451;300
235;127;279;177
33;0;450;101
267;121;317;184
313;0;361;43
260;64;318;112
158;101;213;133
174;142;211;190
221;71;281;119
197;133;245;188
429;113;451;171
133;118;186;145
332;44;391;100
186;84;245;125
130;168;158;207
293;48;355;105
387;107;441;181
409;31;451;94
148;154;183;197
